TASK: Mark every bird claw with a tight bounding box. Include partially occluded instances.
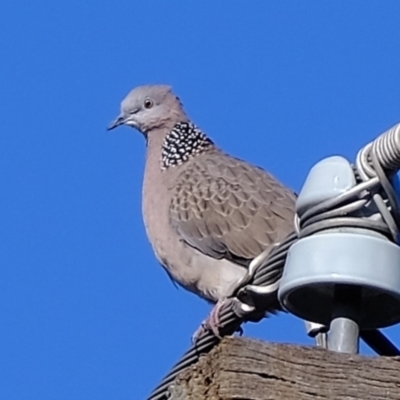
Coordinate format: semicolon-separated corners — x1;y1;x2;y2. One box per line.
192;300;225;343
192;297;257;344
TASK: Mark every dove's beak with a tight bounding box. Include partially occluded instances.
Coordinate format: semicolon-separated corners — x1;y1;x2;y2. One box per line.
107;115;126;131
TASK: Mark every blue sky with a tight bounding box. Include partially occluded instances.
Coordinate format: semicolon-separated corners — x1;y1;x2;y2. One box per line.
1;1;400;399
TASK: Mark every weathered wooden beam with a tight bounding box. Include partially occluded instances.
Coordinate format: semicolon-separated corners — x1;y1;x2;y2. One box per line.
168;337;400;400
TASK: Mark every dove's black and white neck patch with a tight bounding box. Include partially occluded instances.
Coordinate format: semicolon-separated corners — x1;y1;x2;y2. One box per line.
161;122;214;169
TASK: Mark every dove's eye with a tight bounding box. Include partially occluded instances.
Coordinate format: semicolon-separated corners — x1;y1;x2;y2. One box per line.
144;99;154;109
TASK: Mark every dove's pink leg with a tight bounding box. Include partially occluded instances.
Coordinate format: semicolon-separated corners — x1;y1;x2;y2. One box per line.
192;299;226;343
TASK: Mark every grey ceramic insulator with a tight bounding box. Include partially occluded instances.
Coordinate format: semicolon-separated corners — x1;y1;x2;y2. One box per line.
279;231;400;329
279;155;400;330
296;155;356;216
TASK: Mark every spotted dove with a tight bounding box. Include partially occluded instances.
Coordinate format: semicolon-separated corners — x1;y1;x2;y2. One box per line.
108;85;296;335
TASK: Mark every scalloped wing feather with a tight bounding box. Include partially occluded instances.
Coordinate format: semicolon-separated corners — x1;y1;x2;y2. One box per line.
169;150;296;267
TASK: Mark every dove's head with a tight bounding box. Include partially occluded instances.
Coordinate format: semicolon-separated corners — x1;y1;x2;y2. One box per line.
108;85;188;135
